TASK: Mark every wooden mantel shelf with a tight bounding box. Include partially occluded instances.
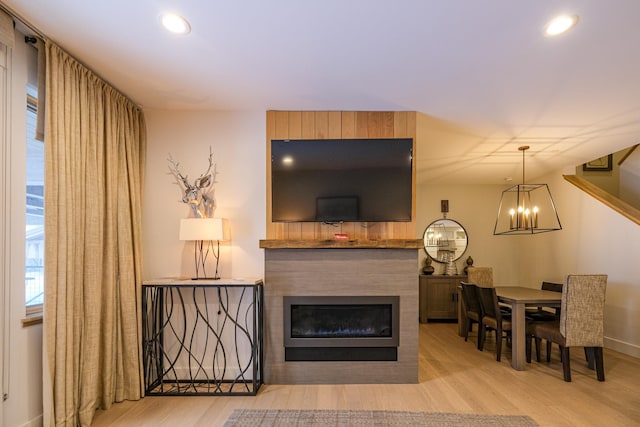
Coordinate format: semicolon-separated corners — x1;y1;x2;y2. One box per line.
259;239;423;249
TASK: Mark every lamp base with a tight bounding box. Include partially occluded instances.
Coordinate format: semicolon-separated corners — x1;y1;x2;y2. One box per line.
191;277;221;281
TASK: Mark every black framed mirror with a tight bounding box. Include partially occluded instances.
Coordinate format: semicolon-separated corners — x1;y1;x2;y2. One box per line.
422;219;468;263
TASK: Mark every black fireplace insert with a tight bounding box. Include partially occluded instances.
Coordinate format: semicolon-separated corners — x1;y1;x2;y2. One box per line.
283;295;399;361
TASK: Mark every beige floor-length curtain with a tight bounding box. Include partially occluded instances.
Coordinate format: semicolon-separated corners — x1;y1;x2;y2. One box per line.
43;40;146;427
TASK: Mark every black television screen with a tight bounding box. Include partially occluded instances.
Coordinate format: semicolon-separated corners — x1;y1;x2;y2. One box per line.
271;138;413;222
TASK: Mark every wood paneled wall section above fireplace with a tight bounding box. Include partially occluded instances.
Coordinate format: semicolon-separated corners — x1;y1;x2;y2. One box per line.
266;110;417;240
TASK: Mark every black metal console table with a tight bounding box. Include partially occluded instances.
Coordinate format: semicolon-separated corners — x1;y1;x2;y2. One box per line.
142;278;263;396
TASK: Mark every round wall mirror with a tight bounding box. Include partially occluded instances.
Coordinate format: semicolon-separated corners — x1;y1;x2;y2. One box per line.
422;219;468;263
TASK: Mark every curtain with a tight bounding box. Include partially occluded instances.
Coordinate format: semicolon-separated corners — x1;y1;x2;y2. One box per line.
43;40;146;427
0;8;14;48
35;36;46;141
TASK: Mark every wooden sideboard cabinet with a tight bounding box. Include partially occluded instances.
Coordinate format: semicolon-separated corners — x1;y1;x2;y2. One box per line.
419;274;466;322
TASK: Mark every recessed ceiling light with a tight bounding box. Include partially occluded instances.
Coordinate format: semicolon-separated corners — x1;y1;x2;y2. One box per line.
544;15;579;37
161;13;191;35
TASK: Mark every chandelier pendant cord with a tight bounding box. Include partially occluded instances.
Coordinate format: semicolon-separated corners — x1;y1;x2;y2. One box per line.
522;146;526;185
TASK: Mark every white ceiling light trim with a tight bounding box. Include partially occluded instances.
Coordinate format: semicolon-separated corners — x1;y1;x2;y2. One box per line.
544;14;579;37
161;13;191;35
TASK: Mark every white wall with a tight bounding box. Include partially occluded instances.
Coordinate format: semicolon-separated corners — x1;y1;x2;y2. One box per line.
415;183;522;283
144;111;640;359
519;171;640;357
142;110;266;382
6;96;269;427
413;110;639;357
577;152;621;196
0;40;7;427
2;31;43;427
142;110;266;281
619;147;640;209
416;172;640;357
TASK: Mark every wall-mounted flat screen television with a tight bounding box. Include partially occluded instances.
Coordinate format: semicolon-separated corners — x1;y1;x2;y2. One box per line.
271;138;413;222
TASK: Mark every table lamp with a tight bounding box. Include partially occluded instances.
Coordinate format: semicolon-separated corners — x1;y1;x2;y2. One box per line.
179;217;229;280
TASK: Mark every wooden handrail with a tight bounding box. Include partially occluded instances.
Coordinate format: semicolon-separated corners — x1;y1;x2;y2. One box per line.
563;174;640;225
618;144;639;166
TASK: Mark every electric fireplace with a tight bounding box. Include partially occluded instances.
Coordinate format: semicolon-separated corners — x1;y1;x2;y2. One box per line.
283;295;399;361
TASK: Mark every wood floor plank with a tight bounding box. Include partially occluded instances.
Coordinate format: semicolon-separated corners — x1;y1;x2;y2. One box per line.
91;323;640;427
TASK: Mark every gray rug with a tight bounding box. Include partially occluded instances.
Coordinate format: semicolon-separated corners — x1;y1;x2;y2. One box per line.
223;409;539;426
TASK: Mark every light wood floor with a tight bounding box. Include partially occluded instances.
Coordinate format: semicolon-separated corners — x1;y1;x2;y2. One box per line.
92;323;640;426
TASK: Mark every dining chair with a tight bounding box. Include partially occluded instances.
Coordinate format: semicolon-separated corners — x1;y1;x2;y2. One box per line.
467;266;512;316
460;282;483;349
526;281;563;360
476;286;511;361
526;281;563;320
467;267;493;288
528;274;608;382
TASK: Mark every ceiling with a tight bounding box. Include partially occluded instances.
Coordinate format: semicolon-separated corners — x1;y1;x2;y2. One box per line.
3;0;640;184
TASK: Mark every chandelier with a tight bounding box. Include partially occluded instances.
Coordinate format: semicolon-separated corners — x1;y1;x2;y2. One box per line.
493;146;562;235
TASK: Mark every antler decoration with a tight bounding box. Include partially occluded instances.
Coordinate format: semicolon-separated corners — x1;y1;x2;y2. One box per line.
167;147;218;218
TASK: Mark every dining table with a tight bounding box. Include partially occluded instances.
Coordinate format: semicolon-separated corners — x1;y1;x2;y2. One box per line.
495;286;562;371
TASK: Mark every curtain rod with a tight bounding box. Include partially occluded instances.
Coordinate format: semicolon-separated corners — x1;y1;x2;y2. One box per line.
0;2;143;111
0;3;47;41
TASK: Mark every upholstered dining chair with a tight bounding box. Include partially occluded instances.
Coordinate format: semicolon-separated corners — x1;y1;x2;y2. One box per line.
467;266;512;315
476;286;511;361
528;274;608;382
467;267;493;288
460;282;483;349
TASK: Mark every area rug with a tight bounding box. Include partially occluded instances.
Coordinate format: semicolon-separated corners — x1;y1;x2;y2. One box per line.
222;409;539;426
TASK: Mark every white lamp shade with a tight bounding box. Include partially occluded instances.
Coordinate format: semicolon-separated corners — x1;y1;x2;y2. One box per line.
179;218;229;241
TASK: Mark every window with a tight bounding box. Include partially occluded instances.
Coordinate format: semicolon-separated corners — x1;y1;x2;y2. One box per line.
25;79;43;310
